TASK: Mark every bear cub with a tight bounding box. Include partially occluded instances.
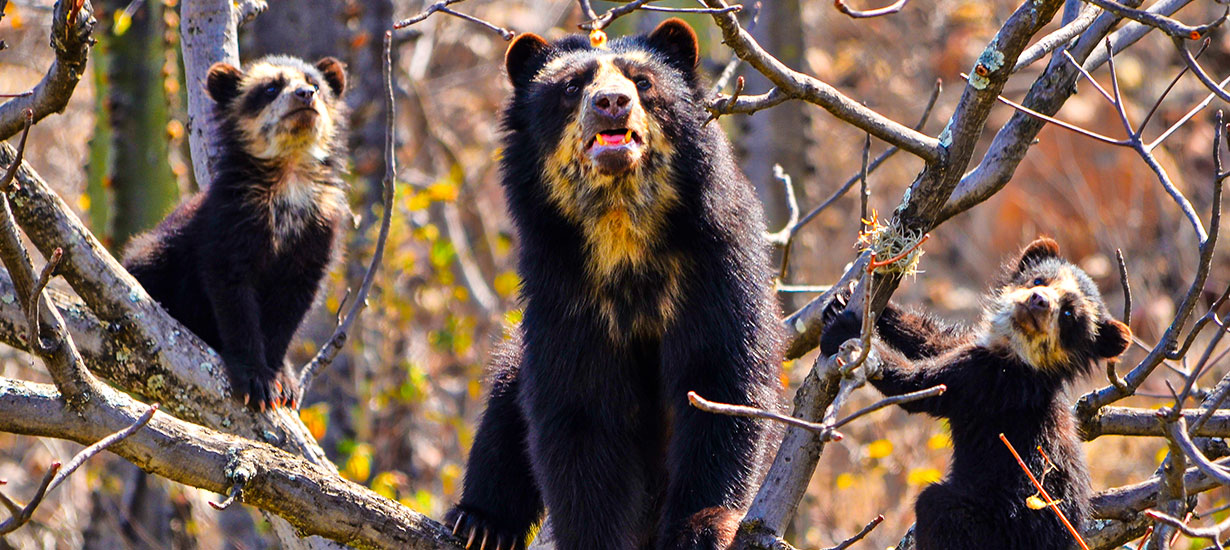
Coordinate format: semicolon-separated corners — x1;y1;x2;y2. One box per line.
822;237;1130;550
123;55;350;411
446;19;784;550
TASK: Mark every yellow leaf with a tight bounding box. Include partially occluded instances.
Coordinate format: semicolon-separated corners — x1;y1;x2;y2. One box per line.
113;10;132;36
835;472;855;490
298;403;329;441
7;3;23;29
78;193;91;211
927;432;951;450
342;443;373;482
370;471;403;500
442;463;462;497
407;192;431;212
867;439;893;459
907;467;942;486
426;181;459;202
493;271;520;298
1155;447;1169;464
1026;495;1062;510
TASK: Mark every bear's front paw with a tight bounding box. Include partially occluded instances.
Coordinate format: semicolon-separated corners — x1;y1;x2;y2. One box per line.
226;359;286;412
819;283;855;328
273;367;301;409
820;309;863;357
444;506;529;550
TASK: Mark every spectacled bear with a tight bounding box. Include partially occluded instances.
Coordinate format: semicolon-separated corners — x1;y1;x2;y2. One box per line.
445;19;784;550
821;237;1131;550
122;55;350;411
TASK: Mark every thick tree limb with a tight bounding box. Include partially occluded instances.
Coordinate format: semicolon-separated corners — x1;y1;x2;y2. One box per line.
0;0;95;142
1081;407;1230;439
0;378;460;550
180;0;242;188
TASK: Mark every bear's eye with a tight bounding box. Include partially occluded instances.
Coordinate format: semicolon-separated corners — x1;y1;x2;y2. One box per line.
564;82;580;96
635;77;651;91
264;84;280;97
1061;306;1074;317
1032;277;1045;287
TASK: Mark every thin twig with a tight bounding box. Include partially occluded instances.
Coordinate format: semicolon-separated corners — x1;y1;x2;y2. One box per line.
999;434;1091;550
688;384;944;438
580;0;742;31
1082;0;1227;40
859;133;871;232
1107;249;1130;391
833;0;909;19
0;402;156;535
709;1;762;96
765;164;799;247
297;31;398;396
828;384;946;430
392;0;513;39
26;248;62;355
1138;39;1209;137
825;515;884;549
1147;510;1230;550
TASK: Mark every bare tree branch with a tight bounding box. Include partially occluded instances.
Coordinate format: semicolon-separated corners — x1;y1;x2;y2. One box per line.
299;31;398;395
0;378;463;549
700;0;941;163
0;0;95;142
0;402;156;535
833;0;909;19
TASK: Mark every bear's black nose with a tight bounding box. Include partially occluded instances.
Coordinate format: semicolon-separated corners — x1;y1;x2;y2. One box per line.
592;91;631;120
293;86;316;105
1027;291;1050;311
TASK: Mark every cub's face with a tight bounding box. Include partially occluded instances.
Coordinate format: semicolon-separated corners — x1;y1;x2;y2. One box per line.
503;19;699;187
207;56;347;161
984;238;1130;373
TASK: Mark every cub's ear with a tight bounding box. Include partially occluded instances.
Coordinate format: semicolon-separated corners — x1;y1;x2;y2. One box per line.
506;33;550;88
1094;319;1131;358
1015;236;1061;274
647;18;699;73
206;62;244;107
315;57;347;97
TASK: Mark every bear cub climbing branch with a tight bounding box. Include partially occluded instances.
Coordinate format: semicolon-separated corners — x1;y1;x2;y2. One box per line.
822;237;1130;550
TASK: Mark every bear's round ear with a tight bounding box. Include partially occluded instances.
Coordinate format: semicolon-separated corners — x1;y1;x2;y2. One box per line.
1014;236;1061;274
506;33;550;88
315;57;347;97
207;62;244;107
1095;319;1130;358
647;18;699;72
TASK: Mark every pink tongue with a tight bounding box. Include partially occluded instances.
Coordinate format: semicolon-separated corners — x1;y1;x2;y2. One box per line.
598;132;628;146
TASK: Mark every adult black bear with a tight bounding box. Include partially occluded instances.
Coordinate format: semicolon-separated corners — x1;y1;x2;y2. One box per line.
123;56;350;411
821;237;1130;550
446;19;784;550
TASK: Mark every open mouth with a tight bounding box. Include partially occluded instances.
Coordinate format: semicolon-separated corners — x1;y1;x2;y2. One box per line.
586;129;642;152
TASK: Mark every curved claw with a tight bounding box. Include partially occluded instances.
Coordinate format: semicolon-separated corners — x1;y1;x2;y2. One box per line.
452;512;465;535
466;525;477;549
480;528;489;550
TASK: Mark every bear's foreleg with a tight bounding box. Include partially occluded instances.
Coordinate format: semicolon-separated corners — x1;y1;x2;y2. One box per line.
448;354;543;550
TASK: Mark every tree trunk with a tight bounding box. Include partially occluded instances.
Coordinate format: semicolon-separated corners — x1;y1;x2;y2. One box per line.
106;0;180;249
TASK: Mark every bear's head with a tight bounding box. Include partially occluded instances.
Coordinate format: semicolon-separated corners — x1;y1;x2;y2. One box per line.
207;55;347;162
502;20;701;220
983;237;1131;376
